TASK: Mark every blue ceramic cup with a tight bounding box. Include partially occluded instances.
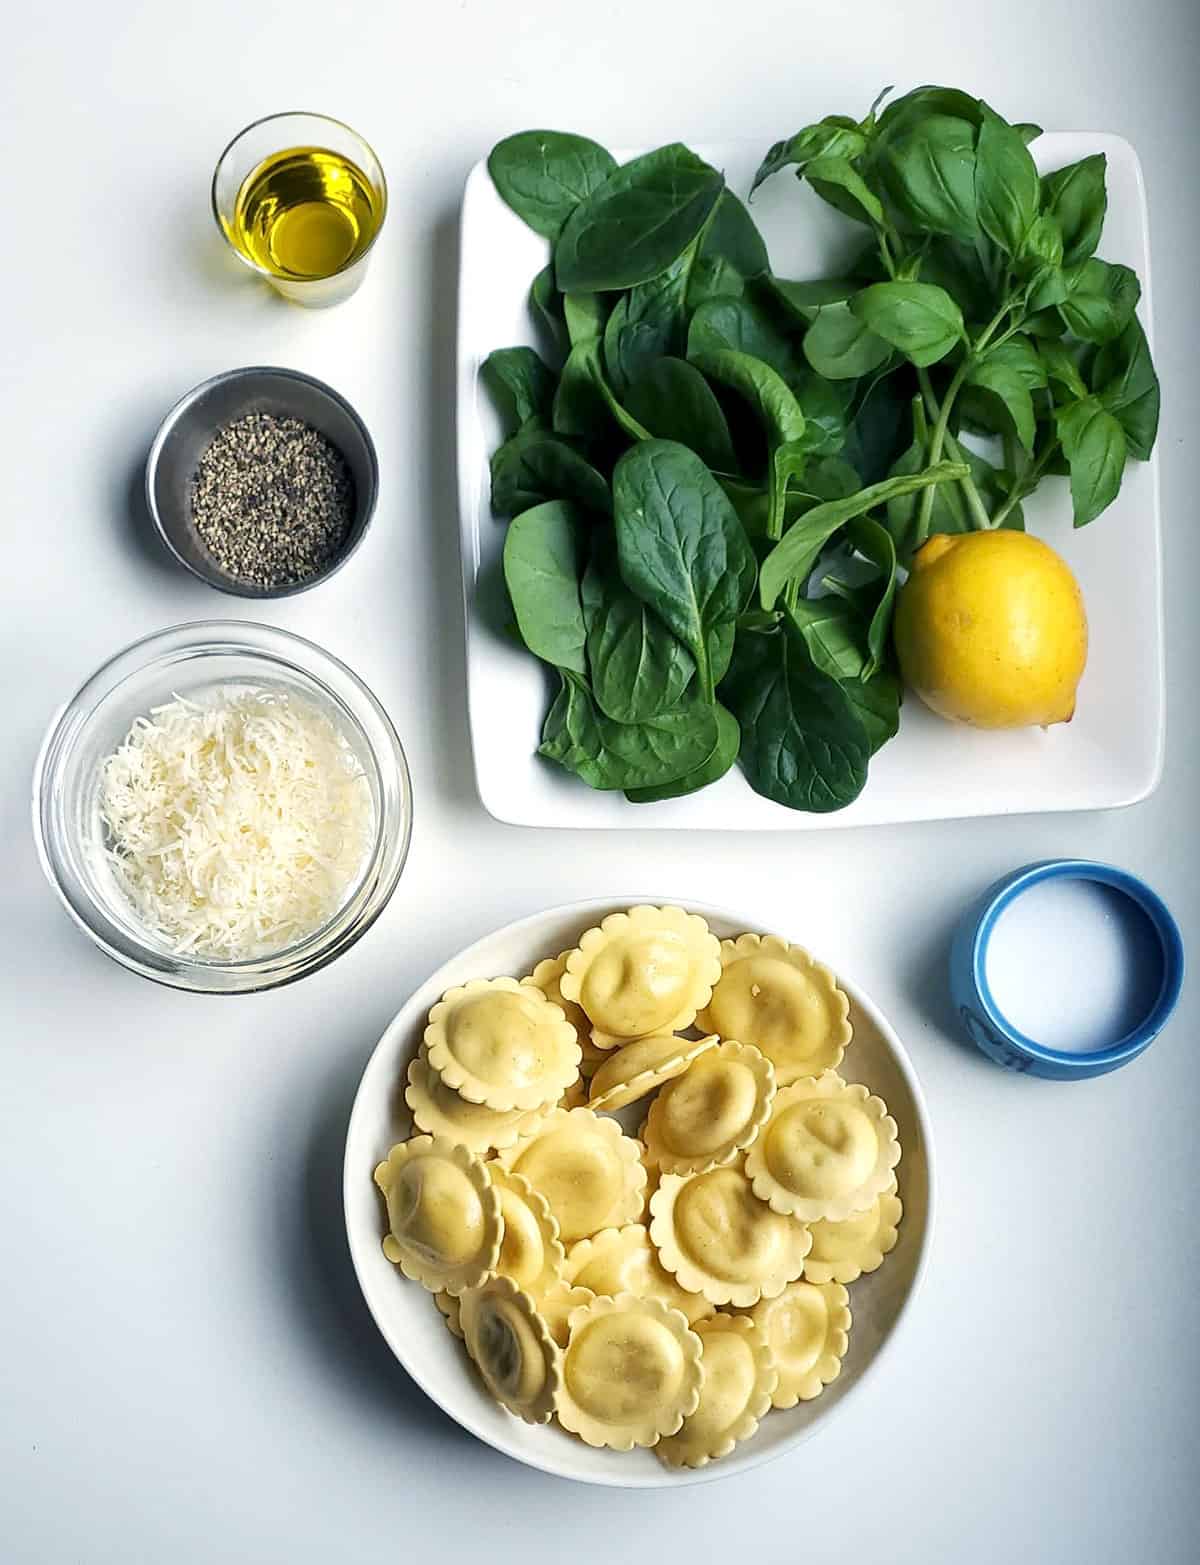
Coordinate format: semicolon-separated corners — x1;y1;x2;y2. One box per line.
950;859;1184;1080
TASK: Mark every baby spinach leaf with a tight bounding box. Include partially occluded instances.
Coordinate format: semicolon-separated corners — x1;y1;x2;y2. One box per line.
1055;396;1128;525
751;116;868;196
974;104;1039;255
503;501;588;672
688;295;806;389
878;115;979;240
563;291;608;346
612;440;757;700
804;301;892;379
759;460;968;608
842;367;911;484
624;358;738;474
700;191;770;279
555;144;724;293
554;341;651;443
767;276;861;323
1057;259;1140;344
490;430;611;518
786;597;901;752
603;241;701;393
1040;154;1107;268
480;347;557;437
581;538;695;723
1091;316;1159;459
687;256;747;312
489;131;617;240
539;673;720;791
529;266;567;357
722;623;870;812
689;349;808;447
850;282;964;367
626;703;740;801
804;156;885;227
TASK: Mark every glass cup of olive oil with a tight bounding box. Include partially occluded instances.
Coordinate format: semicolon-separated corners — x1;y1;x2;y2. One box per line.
212;112;387;307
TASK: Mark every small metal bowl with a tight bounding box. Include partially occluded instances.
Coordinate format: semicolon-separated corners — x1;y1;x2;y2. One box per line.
145;366;379;598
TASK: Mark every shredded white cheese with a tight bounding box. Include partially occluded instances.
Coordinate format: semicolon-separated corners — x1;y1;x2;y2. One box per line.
99;686;373;960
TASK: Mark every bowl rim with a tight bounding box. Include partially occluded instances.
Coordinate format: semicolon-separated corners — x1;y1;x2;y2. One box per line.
31;618;412;994
144;365;380;600
968;858;1185;1071
342;895;937;1488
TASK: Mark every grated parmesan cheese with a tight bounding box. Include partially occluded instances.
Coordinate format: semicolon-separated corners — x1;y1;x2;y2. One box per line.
99;685;374;960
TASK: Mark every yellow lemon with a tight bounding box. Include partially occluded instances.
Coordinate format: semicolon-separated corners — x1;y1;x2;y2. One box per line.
893;531;1088;729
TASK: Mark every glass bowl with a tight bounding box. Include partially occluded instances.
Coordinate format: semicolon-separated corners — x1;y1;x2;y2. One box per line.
33;621;412;994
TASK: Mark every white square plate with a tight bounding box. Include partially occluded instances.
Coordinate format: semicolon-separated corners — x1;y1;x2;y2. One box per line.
456;135;1163;830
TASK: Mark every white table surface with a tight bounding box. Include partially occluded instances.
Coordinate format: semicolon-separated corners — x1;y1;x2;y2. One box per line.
3;2;1197;1560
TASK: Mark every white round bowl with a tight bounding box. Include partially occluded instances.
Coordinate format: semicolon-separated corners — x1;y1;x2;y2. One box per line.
343;898;935;1487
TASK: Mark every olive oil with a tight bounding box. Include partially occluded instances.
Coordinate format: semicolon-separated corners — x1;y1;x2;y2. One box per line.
230;146;382;279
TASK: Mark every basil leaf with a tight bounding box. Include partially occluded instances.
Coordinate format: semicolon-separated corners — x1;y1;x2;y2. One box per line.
612;440;757;699
875;86;986;138
751;116;868;196
488;131;617;240
845;516;898;677
967;355;1037;452
581;537;695;723
804;155;885;227
1038;339;1089;402
503;501;588;672
842;368;911;483
1056;397;1128;526
626;703;740;802
1091;316;1160;460
539;674;721;791
1057;259;1140;345
878;114;979;240
850;281;964;367
555;144;724;293
974;104;1039;255
490;430;611;519
480;346;557;437
804;300;893;380
759;461;968;608
1040;154;1107;268
722;624;870;812
624;358;738;474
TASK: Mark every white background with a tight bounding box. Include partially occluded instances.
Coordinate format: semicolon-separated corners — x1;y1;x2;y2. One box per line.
2;2;1197;1561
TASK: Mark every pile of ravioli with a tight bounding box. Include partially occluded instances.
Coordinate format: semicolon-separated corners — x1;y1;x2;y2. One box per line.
373;905;904;1469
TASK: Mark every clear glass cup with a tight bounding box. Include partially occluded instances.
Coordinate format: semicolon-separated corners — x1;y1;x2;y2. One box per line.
33;622;413;993
211;111;388;307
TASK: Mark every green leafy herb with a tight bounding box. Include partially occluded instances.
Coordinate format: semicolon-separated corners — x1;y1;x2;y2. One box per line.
1055;396;1128;525
540;674;721;791
850;282;964;367
481;346;557;436
502;501;588;672
489;131;617;240
555;144;724;292
612;440;756;700
490;429;611;518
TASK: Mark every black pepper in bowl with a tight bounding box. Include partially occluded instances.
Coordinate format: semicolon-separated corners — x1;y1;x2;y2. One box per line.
190;412;356;590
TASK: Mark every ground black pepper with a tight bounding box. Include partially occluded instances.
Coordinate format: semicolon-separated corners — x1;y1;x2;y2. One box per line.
191;412;356;588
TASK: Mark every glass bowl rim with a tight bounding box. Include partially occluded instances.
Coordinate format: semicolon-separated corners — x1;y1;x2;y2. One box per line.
32;619;413;994
210;109;390;284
